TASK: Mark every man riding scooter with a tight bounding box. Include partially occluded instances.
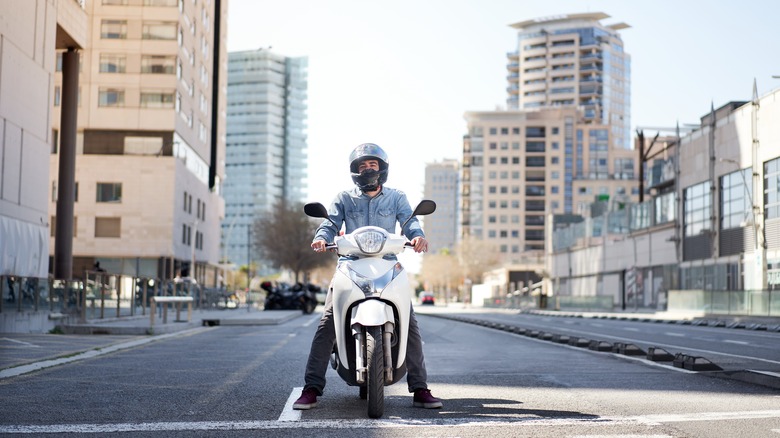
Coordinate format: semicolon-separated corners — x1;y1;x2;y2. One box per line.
293;143;442;410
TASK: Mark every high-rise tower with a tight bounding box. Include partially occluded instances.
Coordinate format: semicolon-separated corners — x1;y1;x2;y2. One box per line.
460;13;637;264
223;49;308;269
506;13;631;149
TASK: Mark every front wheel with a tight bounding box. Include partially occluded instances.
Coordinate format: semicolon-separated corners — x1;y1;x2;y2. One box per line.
365;326;385;418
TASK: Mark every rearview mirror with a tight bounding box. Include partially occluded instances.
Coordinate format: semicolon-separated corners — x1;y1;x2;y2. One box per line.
400;200;436;231
413;200;436;217
304;202;329;219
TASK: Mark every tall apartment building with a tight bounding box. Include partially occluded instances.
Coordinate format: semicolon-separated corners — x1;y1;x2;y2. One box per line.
423;159;459;253
223;49;308;269
47;0;228;284
1;1;87;279
506;12;631;149
460;12;636;264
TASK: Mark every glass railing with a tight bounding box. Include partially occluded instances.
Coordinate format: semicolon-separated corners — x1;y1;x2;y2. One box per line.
1;273;228;322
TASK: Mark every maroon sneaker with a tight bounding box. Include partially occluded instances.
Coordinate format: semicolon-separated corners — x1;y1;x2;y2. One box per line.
293;388;319;410
413;389;443;408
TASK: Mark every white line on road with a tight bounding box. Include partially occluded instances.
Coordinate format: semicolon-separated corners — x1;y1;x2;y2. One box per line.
303;315;320;327
278;387;303;422
0;337;41;347
2;410;779;434
663;332;686;337
722;339;750;345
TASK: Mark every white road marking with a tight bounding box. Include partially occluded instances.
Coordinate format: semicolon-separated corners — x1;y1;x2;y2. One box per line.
278;387;303;422
0;337;41;347
1;410;779;434
0;327;212;380
623;328;640;332
723;339;750;345
303;315;320;327
664;332;686;337
632;409;780;424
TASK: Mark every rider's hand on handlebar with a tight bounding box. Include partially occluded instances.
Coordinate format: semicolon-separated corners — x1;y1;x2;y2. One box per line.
311;239;328;253
410;236;428;253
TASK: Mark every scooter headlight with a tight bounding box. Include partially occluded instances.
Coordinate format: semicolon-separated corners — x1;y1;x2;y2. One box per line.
353;229;386;254
343;263;403;297
348;269;376;296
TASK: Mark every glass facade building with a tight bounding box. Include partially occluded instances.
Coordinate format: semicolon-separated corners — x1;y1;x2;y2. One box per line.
223;50;308;269
507;13;631;149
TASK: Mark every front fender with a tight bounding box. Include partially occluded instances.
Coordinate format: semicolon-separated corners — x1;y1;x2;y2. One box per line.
351;299;394;328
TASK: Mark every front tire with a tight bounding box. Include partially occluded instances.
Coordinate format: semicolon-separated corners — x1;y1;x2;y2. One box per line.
365;326;385;418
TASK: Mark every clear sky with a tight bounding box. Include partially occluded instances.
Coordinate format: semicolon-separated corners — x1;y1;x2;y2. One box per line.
225;0;779;208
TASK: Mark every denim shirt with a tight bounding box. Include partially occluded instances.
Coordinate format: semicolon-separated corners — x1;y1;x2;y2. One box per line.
313;186;425;244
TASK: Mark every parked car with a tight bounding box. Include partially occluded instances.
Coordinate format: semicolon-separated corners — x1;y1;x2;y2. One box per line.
420;292;435;305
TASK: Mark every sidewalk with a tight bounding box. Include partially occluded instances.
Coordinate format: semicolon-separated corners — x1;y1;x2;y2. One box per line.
0;307;306;375
58;306;305;335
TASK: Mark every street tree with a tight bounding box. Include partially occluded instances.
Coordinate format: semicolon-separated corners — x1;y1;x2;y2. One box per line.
419;249;460;300
253;199;334;282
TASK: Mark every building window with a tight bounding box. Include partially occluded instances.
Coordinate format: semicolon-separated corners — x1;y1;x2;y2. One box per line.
684;180;712;237
526;127;545;138
766;157;780;220
99;54;126;73
96;183;122;203
100;20;127;39
615;158;635;180
98;88;125;107
141;55;176;74
721;168;752;230
140;91;175;108
95;217;121;238
54;86;60;106
526;141;545;153
142;21;178;40
125;136;163;155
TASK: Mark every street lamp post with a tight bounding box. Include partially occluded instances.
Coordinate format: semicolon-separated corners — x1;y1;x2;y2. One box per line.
190;220;199;281
246;223;252;312
221;216;239;290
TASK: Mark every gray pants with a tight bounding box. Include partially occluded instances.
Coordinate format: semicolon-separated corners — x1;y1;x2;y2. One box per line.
303;288;429;395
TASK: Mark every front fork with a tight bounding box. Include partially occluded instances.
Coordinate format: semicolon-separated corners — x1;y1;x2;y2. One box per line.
354;321;395;385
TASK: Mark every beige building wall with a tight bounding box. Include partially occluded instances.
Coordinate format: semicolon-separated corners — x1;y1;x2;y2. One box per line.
462;107;639;265
47;0;227;283
0;0;87;277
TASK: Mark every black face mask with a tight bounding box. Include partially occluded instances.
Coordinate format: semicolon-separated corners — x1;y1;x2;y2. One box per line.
353;168;381;192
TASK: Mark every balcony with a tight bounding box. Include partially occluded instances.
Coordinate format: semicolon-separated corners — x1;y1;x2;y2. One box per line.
646;157;676;190
580;52;603;63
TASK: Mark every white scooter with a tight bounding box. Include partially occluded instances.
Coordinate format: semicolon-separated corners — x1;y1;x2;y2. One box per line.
303;200;436;419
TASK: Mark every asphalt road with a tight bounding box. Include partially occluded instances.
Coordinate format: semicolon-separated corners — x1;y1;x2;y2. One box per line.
422;309;780;377
1;310;779;437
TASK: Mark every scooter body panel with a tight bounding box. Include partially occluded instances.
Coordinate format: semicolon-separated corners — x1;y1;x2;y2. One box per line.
331;257;411;385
